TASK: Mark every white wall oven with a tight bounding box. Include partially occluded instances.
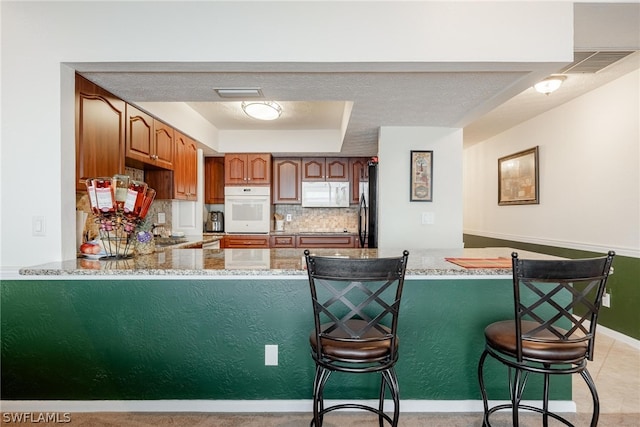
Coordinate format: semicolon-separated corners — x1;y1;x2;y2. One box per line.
224;186;271;233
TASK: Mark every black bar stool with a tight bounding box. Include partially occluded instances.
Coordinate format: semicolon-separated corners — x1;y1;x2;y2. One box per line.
478;251;615;427
304;249;409;427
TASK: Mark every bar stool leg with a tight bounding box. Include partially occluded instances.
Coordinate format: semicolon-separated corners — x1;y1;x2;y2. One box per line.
477;350;491;427
581;368;600;427
510;367;523;427
542;369;550;427
311;366;331;427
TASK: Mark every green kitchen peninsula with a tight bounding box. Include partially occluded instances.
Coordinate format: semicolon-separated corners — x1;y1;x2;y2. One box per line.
2;248;573;411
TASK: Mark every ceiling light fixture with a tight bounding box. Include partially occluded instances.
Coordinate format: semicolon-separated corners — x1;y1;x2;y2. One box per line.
241;101;283;121
534;75;567;95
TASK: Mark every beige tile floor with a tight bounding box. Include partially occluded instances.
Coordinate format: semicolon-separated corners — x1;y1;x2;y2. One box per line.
572;332;640;416
2;333;638;426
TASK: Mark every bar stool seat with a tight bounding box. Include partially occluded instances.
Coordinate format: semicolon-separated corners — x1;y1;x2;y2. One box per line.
485;320;588;362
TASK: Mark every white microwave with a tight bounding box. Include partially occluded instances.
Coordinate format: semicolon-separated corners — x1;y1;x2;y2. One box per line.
224;186;271;234
301;181;350;208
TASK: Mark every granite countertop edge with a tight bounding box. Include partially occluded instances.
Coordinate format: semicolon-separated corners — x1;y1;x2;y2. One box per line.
17;247;556;278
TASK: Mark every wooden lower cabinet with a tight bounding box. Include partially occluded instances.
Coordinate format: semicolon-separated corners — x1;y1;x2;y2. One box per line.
270;235;296;248
223;233;358;249
223;234;270;249
295;234;357;248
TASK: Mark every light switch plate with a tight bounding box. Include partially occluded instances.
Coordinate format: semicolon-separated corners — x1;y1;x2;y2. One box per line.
421;212;435;225
32;216;46;236
157;212;166;224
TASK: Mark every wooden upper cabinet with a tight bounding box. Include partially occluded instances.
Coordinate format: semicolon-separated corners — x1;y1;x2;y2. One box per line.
272;158;302;204
75;74;125;191
205;157;225;204
302;158;325;181
125;105;174;170
349;157;369;204
326;158;349;181
152;120;174;170
302;158;348;181
148;130;198;201
174;131;197;200
224;153;271;185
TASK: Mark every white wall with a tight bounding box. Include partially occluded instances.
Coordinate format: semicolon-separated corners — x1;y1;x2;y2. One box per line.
463;69;640;257
0;1;573;268
379;127;464;249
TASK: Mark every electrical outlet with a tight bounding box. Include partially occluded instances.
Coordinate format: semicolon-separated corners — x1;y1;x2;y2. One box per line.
286;214;292;222
265;345;278;366
157;212;166;224
602;292;611;308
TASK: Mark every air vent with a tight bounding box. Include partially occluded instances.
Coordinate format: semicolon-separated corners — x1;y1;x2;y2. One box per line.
560;51;635;74
214;88;263;99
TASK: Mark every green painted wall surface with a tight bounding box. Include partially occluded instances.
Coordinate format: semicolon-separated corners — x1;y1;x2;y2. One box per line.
1;278;569;401
464;234;640;340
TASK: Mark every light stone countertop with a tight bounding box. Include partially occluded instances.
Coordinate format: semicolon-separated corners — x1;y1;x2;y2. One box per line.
18;247;561;278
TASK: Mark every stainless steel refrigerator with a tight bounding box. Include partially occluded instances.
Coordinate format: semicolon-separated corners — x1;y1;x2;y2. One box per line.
358;159;378;248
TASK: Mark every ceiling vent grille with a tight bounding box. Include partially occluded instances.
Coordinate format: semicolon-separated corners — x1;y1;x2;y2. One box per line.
214;88;264;99
560;51;635;74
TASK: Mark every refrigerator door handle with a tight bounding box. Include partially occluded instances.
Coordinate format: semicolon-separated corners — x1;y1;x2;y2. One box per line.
358;193;367;247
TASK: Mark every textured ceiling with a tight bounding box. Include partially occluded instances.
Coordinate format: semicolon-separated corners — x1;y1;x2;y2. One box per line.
77;3;639;157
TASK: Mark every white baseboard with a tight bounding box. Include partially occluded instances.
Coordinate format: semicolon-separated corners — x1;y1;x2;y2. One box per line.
463;230;639;258
597;323;640;350
0;399;575;414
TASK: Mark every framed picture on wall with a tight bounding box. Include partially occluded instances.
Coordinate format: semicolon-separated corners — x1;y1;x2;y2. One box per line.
498;146;539;205
410;150;433;202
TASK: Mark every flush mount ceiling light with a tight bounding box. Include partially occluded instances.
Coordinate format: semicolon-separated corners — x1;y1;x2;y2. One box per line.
241;101;282;121
534;75;567;95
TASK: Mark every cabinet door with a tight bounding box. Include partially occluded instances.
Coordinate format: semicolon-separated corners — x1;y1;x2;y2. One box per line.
302;158;325;181
224;235;270;248
225;154;247;185
326;158;349;181
174;131;197;200
153;120;174;170
75;75;125;191
272;158;301;204
125;104;154;166
205;157;225;204
349;158;369;204
173;132;188;199
270;235;295;248
247;154;272;185
185;137;198;200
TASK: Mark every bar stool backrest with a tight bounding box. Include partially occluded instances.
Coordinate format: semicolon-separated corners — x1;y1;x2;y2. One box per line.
511;251;615;363
305;250;410;367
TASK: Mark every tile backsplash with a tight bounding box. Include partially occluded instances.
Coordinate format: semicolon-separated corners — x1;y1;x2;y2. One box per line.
274;205;358;233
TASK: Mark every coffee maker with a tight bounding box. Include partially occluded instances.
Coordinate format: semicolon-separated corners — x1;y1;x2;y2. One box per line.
206;211;224;232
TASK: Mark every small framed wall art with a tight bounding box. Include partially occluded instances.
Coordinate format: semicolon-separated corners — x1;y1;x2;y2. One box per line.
410;150;433;202
498;146;539;205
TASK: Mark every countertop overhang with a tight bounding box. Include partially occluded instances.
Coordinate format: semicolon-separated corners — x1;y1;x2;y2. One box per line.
17;248;561;278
